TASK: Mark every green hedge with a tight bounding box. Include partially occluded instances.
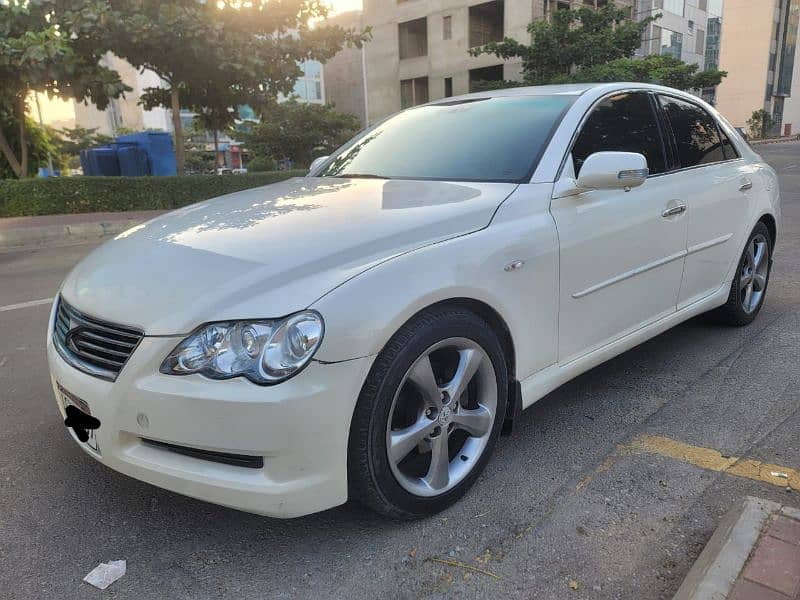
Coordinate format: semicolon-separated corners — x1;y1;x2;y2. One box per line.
0;170;307;218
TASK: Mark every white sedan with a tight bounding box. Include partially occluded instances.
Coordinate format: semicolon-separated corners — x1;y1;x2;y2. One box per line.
47;83;781;519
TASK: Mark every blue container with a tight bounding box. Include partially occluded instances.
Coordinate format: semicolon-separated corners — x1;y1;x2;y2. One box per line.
117;145;150;177
79;149;92;176
92;146;121;176
116;132;176;176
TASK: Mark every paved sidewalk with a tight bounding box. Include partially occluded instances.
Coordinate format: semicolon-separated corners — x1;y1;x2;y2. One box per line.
0;210;165;251
730;510;800;600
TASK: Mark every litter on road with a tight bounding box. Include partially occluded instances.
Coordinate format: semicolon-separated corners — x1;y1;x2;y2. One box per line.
83;560;126;590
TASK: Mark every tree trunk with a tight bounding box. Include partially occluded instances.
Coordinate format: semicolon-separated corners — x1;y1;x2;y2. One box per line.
213;129;220;170
17;95;28;178
170;87;185;175
0;124;24;179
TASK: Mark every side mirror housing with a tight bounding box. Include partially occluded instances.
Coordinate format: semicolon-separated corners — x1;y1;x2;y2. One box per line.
576;151;648;191
308;155;330;175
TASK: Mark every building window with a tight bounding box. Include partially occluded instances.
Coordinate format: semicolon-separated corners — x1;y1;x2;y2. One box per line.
443;15;452;40
661;0;685;17
400;77;429;108
469;64;503;92
399;18;428;59
698;0;707;10
292;60;324;103
444;77;453;97
654;26;683;59
695;29;705;55
469;1;504;48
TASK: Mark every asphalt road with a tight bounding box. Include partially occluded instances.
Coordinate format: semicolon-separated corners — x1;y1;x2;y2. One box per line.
2;143;800;599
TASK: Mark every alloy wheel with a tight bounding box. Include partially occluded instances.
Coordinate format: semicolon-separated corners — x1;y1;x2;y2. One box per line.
739;233;769;314
385;337;498;497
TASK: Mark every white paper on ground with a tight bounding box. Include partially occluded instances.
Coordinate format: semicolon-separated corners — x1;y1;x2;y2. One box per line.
83;560;126;590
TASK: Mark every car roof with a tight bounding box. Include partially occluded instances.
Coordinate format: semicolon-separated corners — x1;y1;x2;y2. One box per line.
426;82;693;105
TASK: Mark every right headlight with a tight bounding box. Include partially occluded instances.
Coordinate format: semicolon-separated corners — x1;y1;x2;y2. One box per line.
159;311;324;385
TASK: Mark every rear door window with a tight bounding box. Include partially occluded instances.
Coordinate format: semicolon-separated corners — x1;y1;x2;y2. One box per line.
571;92;667;176
658;95;727;168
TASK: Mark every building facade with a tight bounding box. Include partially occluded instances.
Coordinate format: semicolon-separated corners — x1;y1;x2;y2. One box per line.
635;0;711;70
715;0;800;134
323;11;369;126
362;0;715;123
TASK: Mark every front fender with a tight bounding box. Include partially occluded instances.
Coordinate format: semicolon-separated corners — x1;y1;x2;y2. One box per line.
310;184;560;382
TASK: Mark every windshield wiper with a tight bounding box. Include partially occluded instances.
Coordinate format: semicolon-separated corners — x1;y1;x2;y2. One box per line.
330;173;390;180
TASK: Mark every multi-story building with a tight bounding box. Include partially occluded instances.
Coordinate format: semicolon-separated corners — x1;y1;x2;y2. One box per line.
715;0;800;135
362;0;715;123
635;0;710;70
323;11;369;126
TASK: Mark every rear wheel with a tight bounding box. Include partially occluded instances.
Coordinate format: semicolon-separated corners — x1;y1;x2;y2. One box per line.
348;307;508;519
712;222;772;326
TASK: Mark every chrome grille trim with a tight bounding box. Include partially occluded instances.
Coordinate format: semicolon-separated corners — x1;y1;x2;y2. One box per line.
52;297;144;381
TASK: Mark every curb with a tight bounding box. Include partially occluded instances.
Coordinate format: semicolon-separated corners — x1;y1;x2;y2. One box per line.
0;215;157;253
673;497;782;600
750;137;800;145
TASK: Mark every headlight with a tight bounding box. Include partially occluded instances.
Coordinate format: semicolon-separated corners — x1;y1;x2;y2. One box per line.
160;311;324;385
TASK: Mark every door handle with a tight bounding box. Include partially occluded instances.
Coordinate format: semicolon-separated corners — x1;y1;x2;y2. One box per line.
739;179;753;191
662;203;686;218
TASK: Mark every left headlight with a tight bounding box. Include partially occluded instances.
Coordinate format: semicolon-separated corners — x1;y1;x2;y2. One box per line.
159;311;324;385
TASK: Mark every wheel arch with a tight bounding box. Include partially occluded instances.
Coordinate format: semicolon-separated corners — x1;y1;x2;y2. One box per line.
758;212;777;248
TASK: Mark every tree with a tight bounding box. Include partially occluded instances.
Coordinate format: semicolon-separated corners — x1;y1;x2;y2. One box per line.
56;125;112;156
747;109;775;140
470;5;726;91
560;55;727;90
0;1;128;178
107;0;368;174
0;109;57;178
241;101;361;167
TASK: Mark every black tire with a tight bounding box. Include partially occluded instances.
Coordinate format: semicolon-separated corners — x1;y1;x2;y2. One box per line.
712;221;772;326
348;306;508;519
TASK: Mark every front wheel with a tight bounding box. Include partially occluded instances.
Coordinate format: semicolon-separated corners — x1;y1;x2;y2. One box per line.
712;222;772;326
348;307;508;519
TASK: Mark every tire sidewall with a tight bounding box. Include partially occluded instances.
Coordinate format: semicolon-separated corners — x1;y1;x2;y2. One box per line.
362;310;508;517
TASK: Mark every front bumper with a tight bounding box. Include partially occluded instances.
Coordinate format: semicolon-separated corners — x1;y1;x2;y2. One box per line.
46;304;373;518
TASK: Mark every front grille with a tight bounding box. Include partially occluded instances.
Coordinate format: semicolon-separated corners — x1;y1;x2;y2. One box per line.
53;297;143;381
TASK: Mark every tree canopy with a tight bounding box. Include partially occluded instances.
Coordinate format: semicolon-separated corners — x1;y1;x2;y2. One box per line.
241;101;361;168
0;0;128;178
105;0;369;173
470;5;726;91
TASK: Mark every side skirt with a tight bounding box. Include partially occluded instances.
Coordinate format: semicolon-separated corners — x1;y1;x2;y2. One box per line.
518;282;731;411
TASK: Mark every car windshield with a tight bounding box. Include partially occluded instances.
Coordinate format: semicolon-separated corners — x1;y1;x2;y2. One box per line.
317;95;576;183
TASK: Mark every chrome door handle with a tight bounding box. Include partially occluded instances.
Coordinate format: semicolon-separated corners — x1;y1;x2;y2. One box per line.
739;179;753;191
662;204;687;217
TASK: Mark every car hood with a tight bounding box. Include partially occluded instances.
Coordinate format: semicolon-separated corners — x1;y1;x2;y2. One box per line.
61;177;517;335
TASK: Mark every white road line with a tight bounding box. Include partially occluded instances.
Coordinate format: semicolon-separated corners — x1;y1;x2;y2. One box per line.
0;298;53;313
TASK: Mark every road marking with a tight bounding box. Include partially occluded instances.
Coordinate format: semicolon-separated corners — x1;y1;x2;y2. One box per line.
628;434;799;491
0;297;53;313
576;434;800;492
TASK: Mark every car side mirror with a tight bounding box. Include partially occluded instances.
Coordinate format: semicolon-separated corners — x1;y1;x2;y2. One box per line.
576;151;648;191
308;155;330;175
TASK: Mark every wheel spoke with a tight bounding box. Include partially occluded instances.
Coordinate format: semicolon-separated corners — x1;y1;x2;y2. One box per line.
740;272;752;291
423;433;450;490
407;355;443;409
442;348;482;402
754;273;767;291
453;405;493;437
753;242;767;270
743;282;753;311
388;419;435;464
747;241;755;266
